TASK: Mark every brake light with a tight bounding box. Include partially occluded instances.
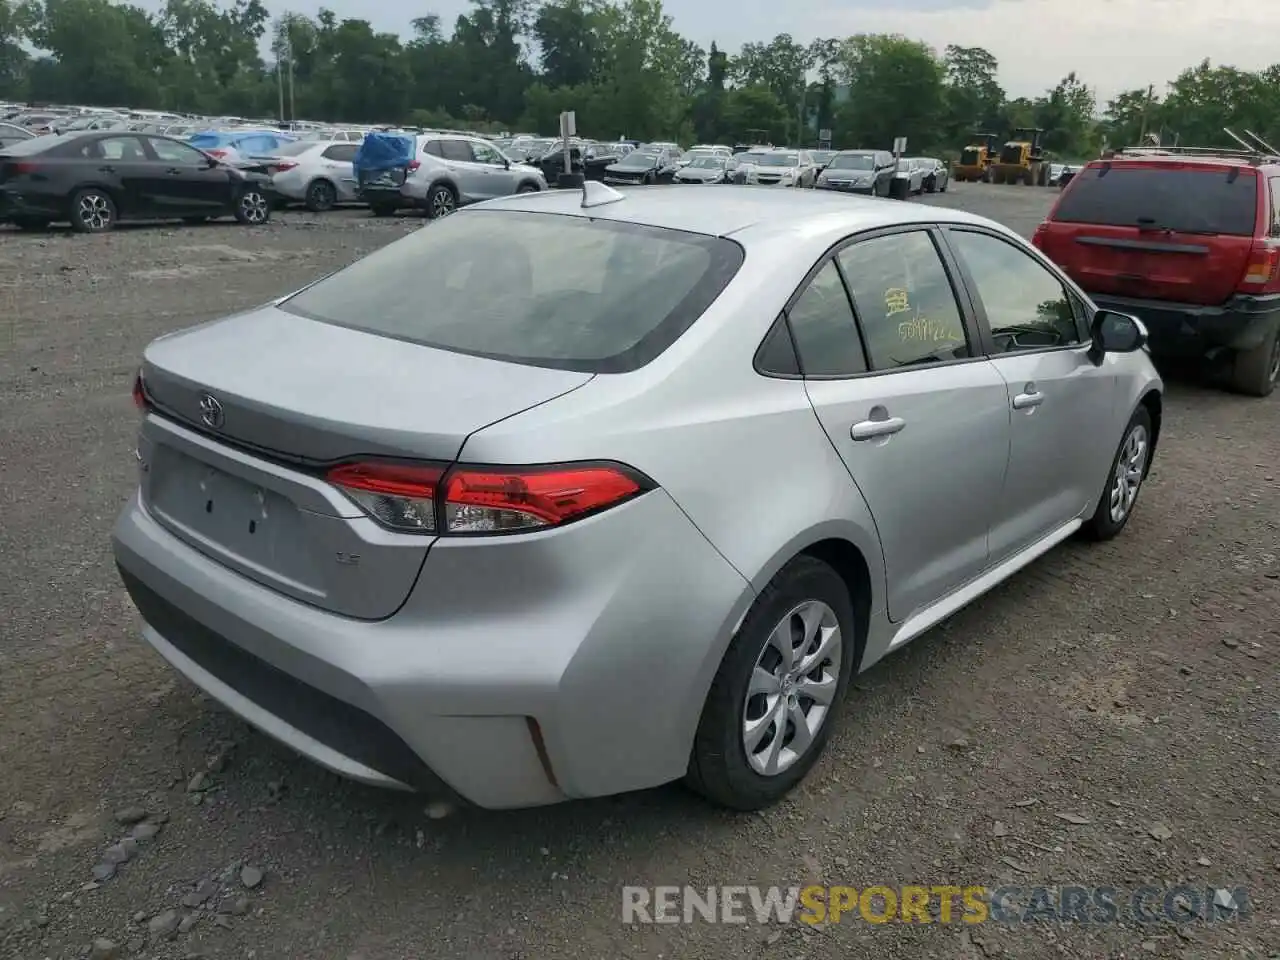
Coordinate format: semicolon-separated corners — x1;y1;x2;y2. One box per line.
206;149;228;160
7;161;39;174
132;370;149;411
1238;239;1280;293
407;160;421;172
1031;221;1048;249
272;160;298;172
325;460;650;535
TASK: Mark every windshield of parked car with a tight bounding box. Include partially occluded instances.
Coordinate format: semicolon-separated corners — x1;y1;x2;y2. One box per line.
757;153;799;167
1052;164;1259;235
828;154;875;170
616;150;660;169
688;157;724;169
279;210;745;374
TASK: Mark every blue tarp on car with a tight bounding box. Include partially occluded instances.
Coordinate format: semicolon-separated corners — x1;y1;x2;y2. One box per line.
354;132;415;180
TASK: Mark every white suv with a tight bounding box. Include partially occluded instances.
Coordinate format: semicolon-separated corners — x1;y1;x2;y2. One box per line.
400;133;547;217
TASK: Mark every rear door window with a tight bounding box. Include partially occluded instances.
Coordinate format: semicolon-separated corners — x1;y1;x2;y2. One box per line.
440;139;475;162
1052;164;1259;235
278;209;745;373
322;144;358;162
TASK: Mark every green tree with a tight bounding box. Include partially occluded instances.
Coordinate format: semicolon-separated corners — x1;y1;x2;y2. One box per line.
942;44;1003;144
834;34;945;152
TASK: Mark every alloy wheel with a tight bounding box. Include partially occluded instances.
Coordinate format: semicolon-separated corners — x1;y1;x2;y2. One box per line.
741;600;842;777
240;191;269;224
1269;334;1280;386
430;189;456;217
1108;424;1148;524
78;193;111;231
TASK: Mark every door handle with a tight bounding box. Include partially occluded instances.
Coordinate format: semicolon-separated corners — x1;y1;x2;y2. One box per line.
1012;391;1044;409
851;416;906;441
166;168;183;175
98;165;115;173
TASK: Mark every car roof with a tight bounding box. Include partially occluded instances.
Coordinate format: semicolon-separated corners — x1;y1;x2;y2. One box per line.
475;184;1000;243
1094;151;1280;172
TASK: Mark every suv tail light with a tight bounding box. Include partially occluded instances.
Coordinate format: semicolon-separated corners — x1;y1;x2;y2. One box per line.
406;160;421;172
1237;238;1280;293
132;370;149;411
326;460;651;535
1031;221;1048;249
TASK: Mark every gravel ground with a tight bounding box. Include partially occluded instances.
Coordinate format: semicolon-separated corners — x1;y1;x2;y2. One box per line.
1;184;1277;960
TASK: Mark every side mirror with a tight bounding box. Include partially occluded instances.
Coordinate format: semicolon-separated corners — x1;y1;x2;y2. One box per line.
1088;309;1147;363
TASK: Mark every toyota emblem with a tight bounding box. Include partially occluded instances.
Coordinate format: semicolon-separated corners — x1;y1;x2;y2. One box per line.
198;394;225;430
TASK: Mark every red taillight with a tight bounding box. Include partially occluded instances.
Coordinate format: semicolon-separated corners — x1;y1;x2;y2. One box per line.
326;461;443;532
326;460;649;535
132;370;149;411
272;160;298;172
1031;221;1048;249
9;161;39;174
206;149;228;160
1238;239;1280;293
406;160;421;172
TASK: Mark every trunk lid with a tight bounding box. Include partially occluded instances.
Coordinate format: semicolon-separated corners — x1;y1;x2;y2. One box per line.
138;305;592;619
1041;161;1262;306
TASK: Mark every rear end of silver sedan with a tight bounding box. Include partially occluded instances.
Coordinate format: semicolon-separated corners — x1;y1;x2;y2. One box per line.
112;197;766;808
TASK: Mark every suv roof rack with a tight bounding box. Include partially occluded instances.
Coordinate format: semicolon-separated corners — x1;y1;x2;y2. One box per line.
1111;128;1280;165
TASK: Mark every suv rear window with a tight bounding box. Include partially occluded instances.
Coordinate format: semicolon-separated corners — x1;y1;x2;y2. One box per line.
1053;163;1259;236
279;209;744;373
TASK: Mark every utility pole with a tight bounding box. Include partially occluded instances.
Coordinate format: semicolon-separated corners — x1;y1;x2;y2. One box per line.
286;26;296;124
276;31;285;123
1137;83;1154;144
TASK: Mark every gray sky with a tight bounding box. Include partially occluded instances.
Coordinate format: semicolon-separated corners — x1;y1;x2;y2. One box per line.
143;0;1280;104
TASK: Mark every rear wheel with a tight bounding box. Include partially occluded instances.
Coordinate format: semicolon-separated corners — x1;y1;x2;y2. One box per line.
1081;405;1153;541
305;179;337;212
425;183;457;219
1229;325;1280;397
516;181;540;193
69;189;116;233
686;556;856;810
234;188;271;226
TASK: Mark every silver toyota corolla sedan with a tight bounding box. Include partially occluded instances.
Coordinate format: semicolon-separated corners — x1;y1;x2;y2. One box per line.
112;184;1163;811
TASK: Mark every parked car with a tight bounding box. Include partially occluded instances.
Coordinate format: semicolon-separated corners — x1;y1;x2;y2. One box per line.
539;144;619;183
357;131;546;218
254;140;359;212
729;150;771;184
741;150;817;187
0;131;274;232
603;145;680;185
920;158;949;193
113;185;1162;812
1032;147;1280;396
673;156;731;184
0;121;33;150
811;149;837;175
1057;164;1077;188
815;150;896;197
892;157;927;198
186;129;298;165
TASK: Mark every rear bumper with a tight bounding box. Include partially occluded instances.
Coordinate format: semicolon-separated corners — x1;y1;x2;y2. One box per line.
0;188;62;220
112;486;751;809
1091;292;1280;357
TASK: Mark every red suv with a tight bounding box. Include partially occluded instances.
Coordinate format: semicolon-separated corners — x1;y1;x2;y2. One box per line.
1032;148;1280;396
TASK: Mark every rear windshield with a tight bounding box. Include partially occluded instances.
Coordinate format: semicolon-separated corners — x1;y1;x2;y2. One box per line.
0;133;76;155
1053;164;1259;235
279;210;745;373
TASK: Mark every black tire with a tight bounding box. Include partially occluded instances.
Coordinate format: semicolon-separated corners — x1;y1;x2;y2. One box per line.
69;188;116;233
939;180;948;193
304;179;337;213
516;181;540;193
686;555;856;811
371;203;397;217
924;178;936;194
1228;324;1280;397
1081;405;1154;542
234;187;271;226
11;216;50;231
425;183;457;219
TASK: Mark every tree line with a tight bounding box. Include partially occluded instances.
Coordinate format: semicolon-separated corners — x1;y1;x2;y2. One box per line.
3;0;1280;158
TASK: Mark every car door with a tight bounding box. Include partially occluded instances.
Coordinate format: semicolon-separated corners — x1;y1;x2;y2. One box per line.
320;143;359;201
437;137;486;201
941;226;1116;563
469;139;518;196
86;135;156;217
795;227;1011;622
143;136;229;216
